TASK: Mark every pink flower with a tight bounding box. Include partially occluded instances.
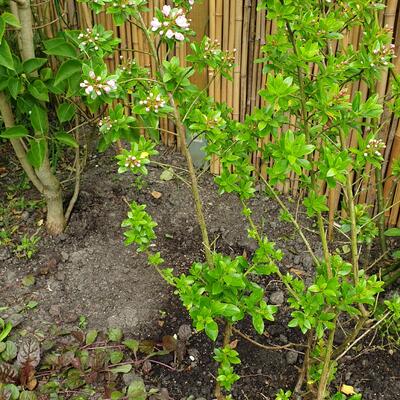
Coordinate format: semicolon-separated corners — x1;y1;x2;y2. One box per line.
175;15;189;28
189;0;194;5
107;79;117;90
174;32;185;41
165;29;174;39
162;5;171;16
150;17;162;31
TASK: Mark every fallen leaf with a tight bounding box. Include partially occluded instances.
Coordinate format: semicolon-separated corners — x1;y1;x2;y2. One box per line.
340;384;356;396
142;359;152;374
229;339;238;349
290;268;306;277
160;168;174;181
151;191;162;199
162;335;177;351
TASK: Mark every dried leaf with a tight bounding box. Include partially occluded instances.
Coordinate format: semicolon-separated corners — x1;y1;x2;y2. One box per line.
0;363;18;383
17;337;40;368
151;191;162;199
178;325;192;341
289;268;306;277
139;340;155;355
162;335;177;352
229;339;238;349
340;384;356;396
142;359;152;374
175;340;186;363
160;168;174;181
71;330;85;343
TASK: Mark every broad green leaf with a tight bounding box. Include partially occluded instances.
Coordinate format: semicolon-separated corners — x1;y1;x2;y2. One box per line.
0;16;5;43
85;329;98;345
252;313;264;335
110;350;124;364
0;39;14;70
0;321;12;341
2;341;17;361
127;379;146;400
0;126;28;139
55;59;81;86
28;80;49;102
110;364;132;374
19;391;37;400
108;327;123;342
205;320;218;341
56;103;75;123
54;131;78;148
27;138;46;168
23;58;47;74
123;339;139;355
30;105;48;133
44;38;77;58
2;12;21;28
8;77;21;99
384;228;400;237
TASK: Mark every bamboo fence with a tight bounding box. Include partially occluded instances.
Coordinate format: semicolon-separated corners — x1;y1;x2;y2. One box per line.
21;0;400;226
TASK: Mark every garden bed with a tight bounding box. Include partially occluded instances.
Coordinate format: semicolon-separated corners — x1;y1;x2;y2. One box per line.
0;147;399;399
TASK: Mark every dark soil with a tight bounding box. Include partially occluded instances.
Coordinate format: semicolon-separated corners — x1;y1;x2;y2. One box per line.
1;146;399;399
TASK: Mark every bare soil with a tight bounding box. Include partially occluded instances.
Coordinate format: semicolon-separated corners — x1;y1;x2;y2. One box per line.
0;146;399;399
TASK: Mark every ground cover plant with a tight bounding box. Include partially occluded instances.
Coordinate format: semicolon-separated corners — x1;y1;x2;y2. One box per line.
1;0;400;399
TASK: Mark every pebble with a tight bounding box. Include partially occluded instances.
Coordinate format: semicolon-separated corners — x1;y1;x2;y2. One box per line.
270;290;285;305
286;350;299;365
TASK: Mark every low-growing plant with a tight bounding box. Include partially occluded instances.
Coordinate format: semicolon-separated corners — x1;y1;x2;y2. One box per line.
14;233;40;259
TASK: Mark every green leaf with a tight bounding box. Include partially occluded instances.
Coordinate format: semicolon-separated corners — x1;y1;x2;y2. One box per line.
85;329;98;345
44;38;77;58
56;103;75;123
160;168;174;181
8;77;21;99
22;274;35;287
384;228;400;237
30;105;48;133
0;16;5;43
0;125;29;139
108;327;123;342
110;364;132;374
205;320;218;341
23;58;47;74
110;350;124;364
1;341;17;361
252;313;264;334
0;39;14;70
0;321;12;342
55;59;81;86
19;391;37;400
123;339;139;355
2;12;21;28
27;138;46;168
54;131;78;148
127;378;146;400
28;80;49;102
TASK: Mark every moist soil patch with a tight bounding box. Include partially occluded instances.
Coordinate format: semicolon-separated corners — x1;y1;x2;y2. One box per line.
0;147;399;399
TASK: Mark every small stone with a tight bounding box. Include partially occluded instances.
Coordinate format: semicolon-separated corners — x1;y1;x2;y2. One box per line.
270;290;285;305
279;334;288;344
49;305;61;317
302;255;313;270
293;255;301;265
61;251;69;262
0;248;11;261
21;211;29;220
178;324;192;341
345;371;352;381
286;351;298;365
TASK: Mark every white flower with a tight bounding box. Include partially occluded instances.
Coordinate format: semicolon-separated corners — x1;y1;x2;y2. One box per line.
80;82;87;88
175;15;189;28
89;70;96;79
166;29;174;39
85;85;94;94
174;32;185;41
150;17;162;31
103;85;111;93
162;5;171;16
107;79;117;89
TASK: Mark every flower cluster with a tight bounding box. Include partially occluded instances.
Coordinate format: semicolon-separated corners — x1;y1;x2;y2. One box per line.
78;28;101;50
150;5;191;41
371;43;396;67
364;138;386;157
139;93;166;113
80;70;117;98
98;115;114;131
124;154;143;168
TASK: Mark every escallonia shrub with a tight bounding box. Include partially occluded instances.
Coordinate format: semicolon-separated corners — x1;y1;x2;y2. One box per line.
31;0;400;398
